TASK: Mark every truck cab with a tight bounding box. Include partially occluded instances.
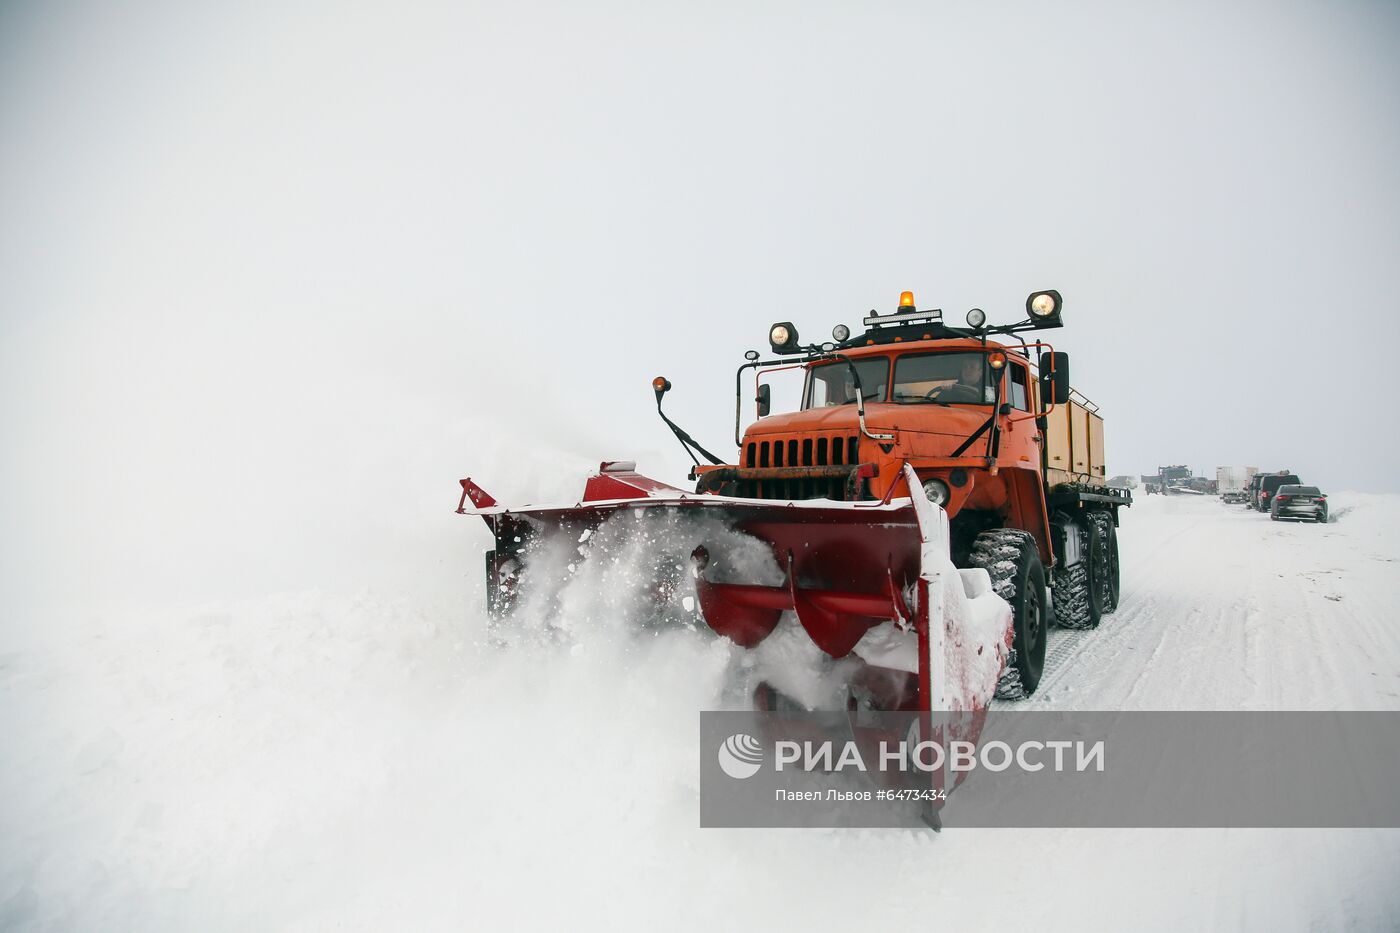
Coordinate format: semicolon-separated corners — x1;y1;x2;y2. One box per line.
693;292;1126;573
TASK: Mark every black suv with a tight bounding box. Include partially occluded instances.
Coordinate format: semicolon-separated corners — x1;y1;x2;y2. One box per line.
1245;474;1267;509
1257;472;1301;512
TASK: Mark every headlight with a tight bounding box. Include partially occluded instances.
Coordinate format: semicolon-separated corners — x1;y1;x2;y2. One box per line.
768;321;799;353
921;478;950;506
966;308;986;328
1029;292;1058;317
1025;289;1064;328
832;324;850;342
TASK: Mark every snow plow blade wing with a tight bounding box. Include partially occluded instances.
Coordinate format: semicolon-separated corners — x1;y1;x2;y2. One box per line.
458;463;1012;713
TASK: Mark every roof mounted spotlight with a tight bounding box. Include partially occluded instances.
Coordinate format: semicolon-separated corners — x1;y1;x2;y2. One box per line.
768;321;801;354
832;324;851;342
744;349;760;362
966;308;987;329
1026;289;1064;328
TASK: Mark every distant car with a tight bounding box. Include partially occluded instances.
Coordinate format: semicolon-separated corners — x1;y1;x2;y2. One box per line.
1270;485;1328;523
1245;474;1267;509
1257;473;1301;512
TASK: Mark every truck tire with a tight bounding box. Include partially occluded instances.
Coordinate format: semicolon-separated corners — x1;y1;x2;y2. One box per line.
1084;518;1105;625
1050;524;1094;630
1086;512;1120;615
971;529;1048;700
1051;561;1093;629
1104;519;1120;611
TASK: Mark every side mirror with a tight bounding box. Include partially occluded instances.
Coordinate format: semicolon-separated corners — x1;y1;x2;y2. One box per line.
756;383;771;417
1039;352;1070;405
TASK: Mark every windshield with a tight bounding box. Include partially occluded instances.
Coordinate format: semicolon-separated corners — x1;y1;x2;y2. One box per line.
892;352;997;405
804;359;890;408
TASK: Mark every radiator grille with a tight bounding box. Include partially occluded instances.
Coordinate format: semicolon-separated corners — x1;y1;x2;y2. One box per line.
738;435;861;500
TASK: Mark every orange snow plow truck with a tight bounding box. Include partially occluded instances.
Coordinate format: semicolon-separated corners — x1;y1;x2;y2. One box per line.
459;290;1129;712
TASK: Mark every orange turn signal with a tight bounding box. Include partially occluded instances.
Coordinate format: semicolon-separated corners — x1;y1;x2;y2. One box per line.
988;351;1007;370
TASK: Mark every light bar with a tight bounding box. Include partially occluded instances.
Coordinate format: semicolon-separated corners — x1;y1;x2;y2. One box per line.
862;308;943;328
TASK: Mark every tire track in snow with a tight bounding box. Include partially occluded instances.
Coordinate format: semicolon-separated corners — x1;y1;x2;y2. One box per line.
995;494;1399;710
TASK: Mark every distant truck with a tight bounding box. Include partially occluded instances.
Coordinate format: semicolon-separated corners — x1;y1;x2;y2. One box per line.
1157;464;1195;495
1216;466;1258;504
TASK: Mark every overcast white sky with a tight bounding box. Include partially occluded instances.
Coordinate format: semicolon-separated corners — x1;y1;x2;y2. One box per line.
3;0;1399;614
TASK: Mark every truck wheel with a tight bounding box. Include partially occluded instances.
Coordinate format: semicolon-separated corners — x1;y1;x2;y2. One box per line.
1088;512;1120;613
971;529;1048;699
1050;524;1094;630
1084;518;1106;625
1051;561;1093;629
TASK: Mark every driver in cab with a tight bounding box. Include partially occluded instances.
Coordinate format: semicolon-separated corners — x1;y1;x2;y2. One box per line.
940;356;996;404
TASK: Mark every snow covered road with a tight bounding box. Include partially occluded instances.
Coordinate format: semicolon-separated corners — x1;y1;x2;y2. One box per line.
3;495;1398;930
1009;493;1400;711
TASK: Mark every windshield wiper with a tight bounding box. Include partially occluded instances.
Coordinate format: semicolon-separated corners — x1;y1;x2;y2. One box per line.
950;380;1003;458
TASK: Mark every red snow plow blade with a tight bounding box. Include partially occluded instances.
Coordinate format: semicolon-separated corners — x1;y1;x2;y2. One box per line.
458;462;1011;713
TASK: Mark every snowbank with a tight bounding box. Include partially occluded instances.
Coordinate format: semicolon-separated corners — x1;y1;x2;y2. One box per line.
5;493;1400;929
